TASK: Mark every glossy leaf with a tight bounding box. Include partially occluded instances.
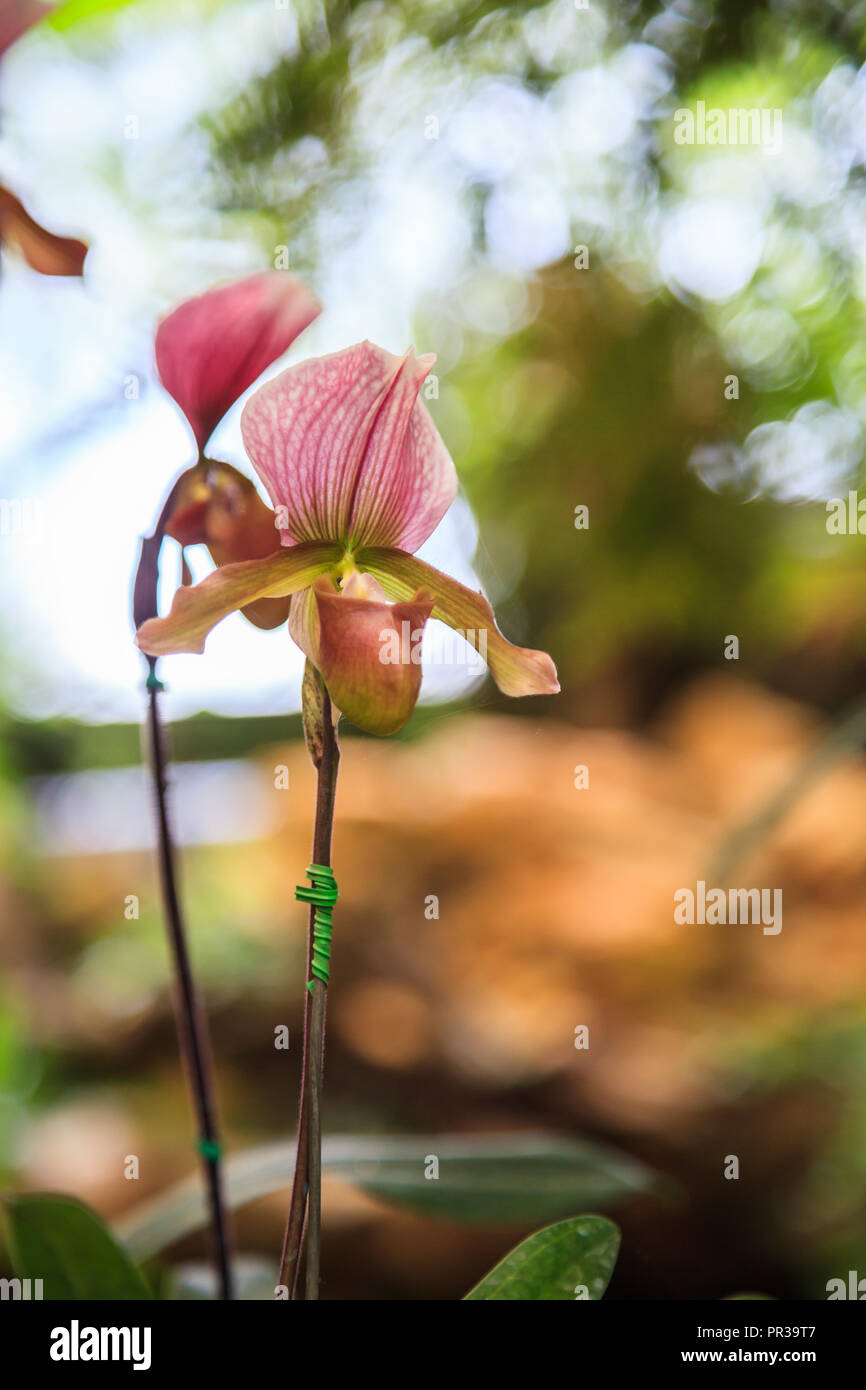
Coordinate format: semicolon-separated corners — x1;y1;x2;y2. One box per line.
118;1132;655;1261
465;1215;620;1301
2;1193;153;1300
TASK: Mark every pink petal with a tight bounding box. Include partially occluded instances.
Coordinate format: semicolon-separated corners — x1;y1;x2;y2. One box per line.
155;272;321;451
240;340;456;551
0;1;45;58
358;546;560;698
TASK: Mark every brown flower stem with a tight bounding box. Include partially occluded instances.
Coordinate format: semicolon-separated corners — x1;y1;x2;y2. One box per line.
304;977;327;1299
279;967;311;1294
144;660;233;1302
278;663;339;1299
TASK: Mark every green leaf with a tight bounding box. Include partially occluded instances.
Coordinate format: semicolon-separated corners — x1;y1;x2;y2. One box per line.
465;1216;620;1301
118;1132;656;1261
2;1193;153;1300
344;1133;653;1225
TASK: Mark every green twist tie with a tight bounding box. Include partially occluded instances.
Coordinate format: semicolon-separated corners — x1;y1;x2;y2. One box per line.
198;1139;221;1161
295;863;338;993
146;670;165;694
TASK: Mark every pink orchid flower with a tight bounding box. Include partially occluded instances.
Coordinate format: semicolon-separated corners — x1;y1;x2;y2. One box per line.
136;340;559;734
135;272;321;633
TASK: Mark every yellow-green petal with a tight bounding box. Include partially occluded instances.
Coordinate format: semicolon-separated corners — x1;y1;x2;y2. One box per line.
357;546;560;698
135;541;342;656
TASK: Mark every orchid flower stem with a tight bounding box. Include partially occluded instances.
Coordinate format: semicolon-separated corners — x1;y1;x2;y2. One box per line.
144;662;233;1302
279;666;340;1299
280;988;310;1296
305;979;326;1299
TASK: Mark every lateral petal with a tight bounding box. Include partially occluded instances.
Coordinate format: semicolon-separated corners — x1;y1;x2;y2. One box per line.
135;541;341;656
357;547;560;698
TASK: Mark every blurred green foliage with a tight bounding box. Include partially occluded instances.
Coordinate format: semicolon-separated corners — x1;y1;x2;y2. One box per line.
197;0;866;719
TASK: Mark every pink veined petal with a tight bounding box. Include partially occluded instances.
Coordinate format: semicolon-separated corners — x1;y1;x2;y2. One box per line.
155;272;321;451
240;340;457;552
346;350;457;554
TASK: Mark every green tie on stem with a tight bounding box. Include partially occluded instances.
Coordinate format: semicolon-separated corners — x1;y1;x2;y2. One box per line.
295;865;339;992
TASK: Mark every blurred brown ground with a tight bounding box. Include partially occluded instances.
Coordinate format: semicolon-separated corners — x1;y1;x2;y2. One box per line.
5;672;866;1298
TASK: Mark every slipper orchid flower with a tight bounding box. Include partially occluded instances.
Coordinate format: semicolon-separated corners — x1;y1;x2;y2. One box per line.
136;340;559;734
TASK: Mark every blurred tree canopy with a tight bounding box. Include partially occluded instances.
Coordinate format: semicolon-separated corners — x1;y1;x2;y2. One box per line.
196;0;866;718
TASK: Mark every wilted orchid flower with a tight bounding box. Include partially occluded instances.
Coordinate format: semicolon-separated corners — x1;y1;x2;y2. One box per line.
161;458;297;632
135;272;320;630
136;340;559;734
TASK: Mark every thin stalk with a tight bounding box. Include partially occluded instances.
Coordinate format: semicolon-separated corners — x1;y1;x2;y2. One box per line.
278;667;339;1299
304;979;326;1299
279;946;312;1294
710;689;866;881
144;660;233;1301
